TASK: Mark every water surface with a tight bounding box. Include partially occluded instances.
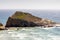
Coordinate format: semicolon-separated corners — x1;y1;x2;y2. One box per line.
0;27;60;40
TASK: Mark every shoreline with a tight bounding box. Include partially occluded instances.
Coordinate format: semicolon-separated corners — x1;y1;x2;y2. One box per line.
0;23;60;30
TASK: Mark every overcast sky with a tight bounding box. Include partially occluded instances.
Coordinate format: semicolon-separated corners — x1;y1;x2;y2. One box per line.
0;0;60;10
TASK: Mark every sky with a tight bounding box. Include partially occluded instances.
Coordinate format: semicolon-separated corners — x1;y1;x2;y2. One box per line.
0;0;60;10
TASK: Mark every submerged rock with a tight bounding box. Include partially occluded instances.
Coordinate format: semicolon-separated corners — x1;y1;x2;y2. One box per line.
5;11;56;27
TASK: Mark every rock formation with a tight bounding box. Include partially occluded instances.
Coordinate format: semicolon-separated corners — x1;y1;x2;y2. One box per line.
0;23;5;30
0;23;3;26
5;11;56;27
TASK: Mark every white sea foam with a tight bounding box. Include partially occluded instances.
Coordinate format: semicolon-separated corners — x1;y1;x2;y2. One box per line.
0;27;60;40
42;27;55;30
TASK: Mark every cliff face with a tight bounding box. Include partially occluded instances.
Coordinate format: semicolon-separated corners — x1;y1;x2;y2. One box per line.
5;17;39;27
5;11;56;27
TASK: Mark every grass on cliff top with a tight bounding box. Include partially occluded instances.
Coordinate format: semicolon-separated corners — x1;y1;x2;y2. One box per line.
14;13;26;19
11;11;42;21
12;11;30;19
11;11;40;19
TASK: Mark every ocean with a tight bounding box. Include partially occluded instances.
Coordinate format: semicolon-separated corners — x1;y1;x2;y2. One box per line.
0;9;60;40
0;27;60;40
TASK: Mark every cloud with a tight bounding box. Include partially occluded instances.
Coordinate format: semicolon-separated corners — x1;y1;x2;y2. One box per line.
0;0;60;9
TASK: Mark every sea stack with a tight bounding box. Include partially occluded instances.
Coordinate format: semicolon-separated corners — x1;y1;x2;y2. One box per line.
5;11;56;27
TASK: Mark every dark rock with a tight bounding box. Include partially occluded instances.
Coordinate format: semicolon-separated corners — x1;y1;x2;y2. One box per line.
5;17;39;27
0;23;6;30
0;23;3;26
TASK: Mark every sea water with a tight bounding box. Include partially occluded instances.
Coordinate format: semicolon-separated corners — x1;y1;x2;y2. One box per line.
0;27;60;40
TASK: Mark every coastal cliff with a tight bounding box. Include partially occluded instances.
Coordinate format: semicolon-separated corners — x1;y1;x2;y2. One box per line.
5;11;56;27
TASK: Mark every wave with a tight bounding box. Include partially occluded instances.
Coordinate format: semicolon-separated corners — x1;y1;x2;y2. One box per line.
0;27;60;40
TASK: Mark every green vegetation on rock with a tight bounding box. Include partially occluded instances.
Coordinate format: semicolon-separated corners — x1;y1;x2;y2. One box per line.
12;11;30;19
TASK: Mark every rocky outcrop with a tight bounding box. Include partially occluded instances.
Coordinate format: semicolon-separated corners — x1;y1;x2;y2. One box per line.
0;23;5;30
0;23;3;26
5;17;39;27
5;11;56;27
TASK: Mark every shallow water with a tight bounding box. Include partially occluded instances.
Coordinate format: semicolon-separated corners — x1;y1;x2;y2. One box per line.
0;27;60;40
